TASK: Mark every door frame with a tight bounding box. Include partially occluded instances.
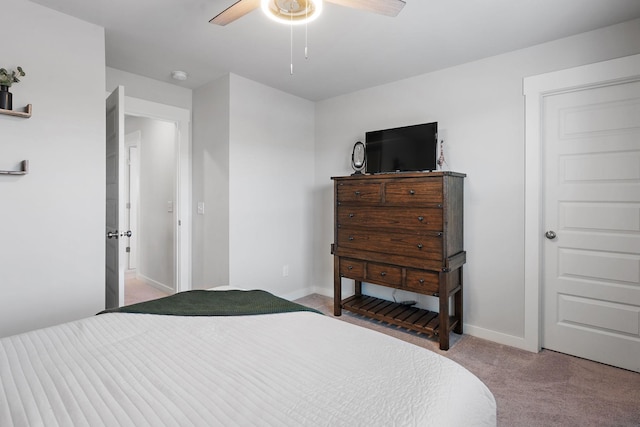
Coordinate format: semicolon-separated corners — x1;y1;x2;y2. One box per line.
124;131;141;271
123;96;192;293
523;53;640;352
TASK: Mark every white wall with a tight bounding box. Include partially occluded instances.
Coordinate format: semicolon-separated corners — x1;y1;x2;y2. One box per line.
192;74;315;296
228;75;315;300
192;75;231;288
313;18;640;347
125;116;176;291
0;1;105;337
106;67;192;111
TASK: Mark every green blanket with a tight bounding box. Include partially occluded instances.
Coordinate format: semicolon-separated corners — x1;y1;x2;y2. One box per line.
98;289;321;317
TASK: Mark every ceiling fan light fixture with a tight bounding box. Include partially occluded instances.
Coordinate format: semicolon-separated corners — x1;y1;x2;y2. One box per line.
261;0;323;25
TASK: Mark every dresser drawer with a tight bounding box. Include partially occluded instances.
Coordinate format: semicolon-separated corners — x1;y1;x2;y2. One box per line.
337;229;444;262
337;182;381;204
385;178;443;205
404;269;439;294
366;263;402;287
339;258;365;280
337;206;443;233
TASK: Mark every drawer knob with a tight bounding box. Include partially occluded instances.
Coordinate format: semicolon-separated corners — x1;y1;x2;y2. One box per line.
419;278;425;284
418;216;424;222
349;213;355;218
348;236;354;241
354;191;361;196
347;265;353;270
409;189;415;195
380;271;387;276
417;243;423;249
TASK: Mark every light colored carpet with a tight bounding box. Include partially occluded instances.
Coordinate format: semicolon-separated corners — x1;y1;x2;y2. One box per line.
295;294;640;427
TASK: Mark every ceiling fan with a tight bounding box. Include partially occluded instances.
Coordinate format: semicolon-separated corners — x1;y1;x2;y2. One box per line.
210;0;406;26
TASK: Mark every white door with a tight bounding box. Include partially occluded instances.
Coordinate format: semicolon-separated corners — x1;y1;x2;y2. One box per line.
542;79;640;372
105;86;126;309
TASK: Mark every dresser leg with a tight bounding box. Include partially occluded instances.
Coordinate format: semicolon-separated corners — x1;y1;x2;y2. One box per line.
354;280;362;296
454;267;463;335
439;271;450;351
439;334;450;351
438;308;450;350
334;256;342;316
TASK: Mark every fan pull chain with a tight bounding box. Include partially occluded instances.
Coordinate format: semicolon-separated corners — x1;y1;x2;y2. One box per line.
290;11;294;75
305;6;309;59
288;1;313;75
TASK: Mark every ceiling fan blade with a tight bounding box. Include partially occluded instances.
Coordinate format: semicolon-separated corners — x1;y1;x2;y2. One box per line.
209;0;261;25
325;0;406;17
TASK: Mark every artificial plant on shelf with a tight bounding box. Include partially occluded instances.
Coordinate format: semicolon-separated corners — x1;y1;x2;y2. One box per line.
0;66;25;87
0;66;26;111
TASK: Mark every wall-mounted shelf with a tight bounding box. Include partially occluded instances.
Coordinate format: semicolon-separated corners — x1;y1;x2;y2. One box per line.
0;104;32;118
0;160;29;175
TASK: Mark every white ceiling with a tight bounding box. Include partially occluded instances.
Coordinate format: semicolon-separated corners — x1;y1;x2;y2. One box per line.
29;0;640;101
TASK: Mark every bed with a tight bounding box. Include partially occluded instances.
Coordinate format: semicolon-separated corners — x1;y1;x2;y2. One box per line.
0;289;496;426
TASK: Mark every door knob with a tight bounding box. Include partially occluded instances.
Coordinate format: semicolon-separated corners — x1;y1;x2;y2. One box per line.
545;230;557;240
107;230;118;239
121;230;132;238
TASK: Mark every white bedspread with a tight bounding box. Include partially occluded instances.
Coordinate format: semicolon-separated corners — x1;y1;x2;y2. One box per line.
0;310;496;426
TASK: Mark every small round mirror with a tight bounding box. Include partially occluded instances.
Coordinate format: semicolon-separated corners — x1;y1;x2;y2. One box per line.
351;141;366;175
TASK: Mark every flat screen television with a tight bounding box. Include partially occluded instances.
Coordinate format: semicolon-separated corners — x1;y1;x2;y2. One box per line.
365;122;438;174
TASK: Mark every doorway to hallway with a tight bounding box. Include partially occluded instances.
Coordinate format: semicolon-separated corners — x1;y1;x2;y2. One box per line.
123;116;178;304
105;88;191;309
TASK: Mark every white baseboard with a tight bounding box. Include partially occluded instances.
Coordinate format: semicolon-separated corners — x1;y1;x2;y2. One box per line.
464;324;538;353
281;287;318;301
310;286;332;298
136;273;174;294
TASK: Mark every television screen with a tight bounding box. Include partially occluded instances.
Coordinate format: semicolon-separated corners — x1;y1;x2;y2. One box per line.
365;122;438;174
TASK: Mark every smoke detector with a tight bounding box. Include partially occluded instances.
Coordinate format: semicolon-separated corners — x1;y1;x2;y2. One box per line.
171;70;188;81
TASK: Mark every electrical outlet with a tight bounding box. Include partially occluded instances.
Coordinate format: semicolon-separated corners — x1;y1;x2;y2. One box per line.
197;202;205;215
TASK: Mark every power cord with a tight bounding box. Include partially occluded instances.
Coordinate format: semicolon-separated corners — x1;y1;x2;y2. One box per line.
392;289;417;306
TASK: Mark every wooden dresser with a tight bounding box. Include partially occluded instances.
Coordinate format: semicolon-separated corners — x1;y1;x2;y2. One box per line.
331;171;465;350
